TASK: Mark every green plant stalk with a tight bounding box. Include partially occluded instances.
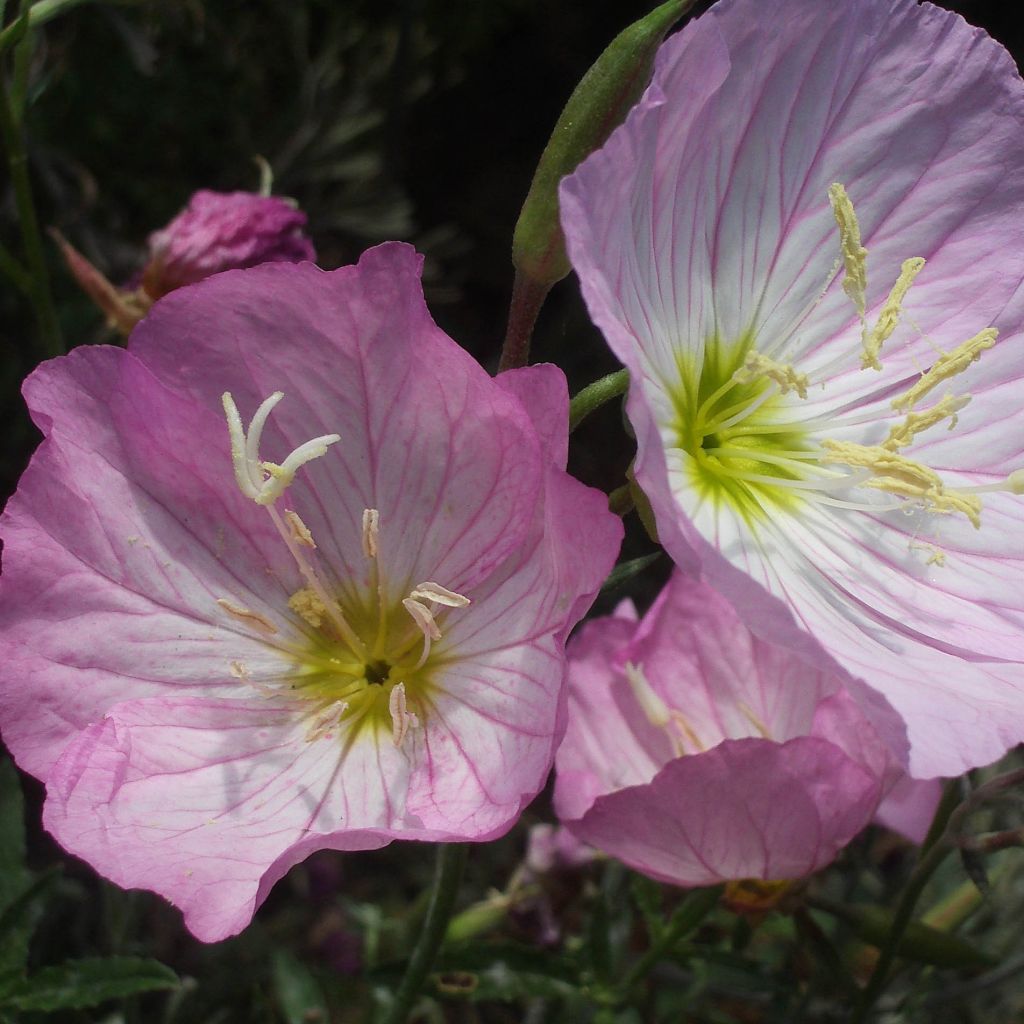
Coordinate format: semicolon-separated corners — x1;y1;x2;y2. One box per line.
618;884;722;997
0;40;63;357
500;0;695;370
569;368;630;431
381;843;468;1024
850;778;962;1023
0;0;100;54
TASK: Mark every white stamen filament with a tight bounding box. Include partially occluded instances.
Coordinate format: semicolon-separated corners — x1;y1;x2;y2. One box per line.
267;504;368;658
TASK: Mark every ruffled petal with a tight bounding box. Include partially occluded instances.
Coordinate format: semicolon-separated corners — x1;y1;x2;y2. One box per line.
0;347;301;778
43;697;406;942
564;737;880;886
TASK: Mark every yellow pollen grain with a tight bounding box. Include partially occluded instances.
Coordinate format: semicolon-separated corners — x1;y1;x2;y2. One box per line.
288;587;328;629
911;541;947;567
732;351;810;399
892;329;998;412
216;598;278;635
828;182;868;321
883;393;971;451
863;256;926;370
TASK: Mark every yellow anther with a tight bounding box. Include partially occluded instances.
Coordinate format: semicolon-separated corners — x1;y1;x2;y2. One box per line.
892;329;998;412
828;183;868;321
883;393;971;451
288;587;328;629
863;256;926;370
732;351;810;399
283;509;316;548
820;440;981;527
911;542;946;567
361;508;380;558
822;440;942;489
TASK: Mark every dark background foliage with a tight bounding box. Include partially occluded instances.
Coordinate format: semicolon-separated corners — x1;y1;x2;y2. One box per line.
1;2;1024;1022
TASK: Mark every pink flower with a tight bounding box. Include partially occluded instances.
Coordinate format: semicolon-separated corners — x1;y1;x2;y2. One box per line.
143;189;316;297
560;0;1024;779
0;243;621;941
55;190;316;336
554;572;892;886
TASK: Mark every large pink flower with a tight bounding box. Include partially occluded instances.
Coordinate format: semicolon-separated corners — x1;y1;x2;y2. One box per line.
560;0;1024;778
554;572;893;885
0;243;621;941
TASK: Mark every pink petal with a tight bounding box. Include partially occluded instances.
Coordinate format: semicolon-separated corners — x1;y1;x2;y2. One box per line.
565;738;880;886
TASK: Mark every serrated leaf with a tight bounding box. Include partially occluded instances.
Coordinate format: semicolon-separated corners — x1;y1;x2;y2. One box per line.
1;957;178;1011
271;950;329;1024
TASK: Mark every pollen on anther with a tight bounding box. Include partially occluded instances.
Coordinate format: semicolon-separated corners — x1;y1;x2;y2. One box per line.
283;509;316;548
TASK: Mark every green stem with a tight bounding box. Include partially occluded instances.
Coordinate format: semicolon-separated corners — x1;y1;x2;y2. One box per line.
0;25;63;357
618;884;722;997
498;269;551;372
850;778;961;1023
569;369;629;431
382;843;468;1024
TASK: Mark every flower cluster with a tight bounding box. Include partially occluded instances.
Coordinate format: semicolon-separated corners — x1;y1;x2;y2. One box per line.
1;0;1021;946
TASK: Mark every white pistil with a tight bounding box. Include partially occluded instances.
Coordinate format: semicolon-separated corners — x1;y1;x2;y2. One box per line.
216;598;278;636
221;390;341;506
961;469;1024;496
389;682;419;747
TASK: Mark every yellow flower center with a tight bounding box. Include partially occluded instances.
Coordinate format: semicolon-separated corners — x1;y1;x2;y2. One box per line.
670;182;1023;540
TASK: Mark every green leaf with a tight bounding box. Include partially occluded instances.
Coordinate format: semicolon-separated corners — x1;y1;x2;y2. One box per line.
511;0;696;286
0;957;178;1011
271;950;329;1024
814;901;997;970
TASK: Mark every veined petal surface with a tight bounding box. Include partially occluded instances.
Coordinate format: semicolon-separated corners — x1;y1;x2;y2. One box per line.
561;0;1024;776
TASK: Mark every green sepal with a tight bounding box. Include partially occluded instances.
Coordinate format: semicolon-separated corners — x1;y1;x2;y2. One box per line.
511;0;696;286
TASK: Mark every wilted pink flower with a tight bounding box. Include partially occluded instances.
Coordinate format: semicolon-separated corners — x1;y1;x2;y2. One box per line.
0;243;621;941
554;572;892;886
55;190;315;335
143;189;316;297
560;0;1024;779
